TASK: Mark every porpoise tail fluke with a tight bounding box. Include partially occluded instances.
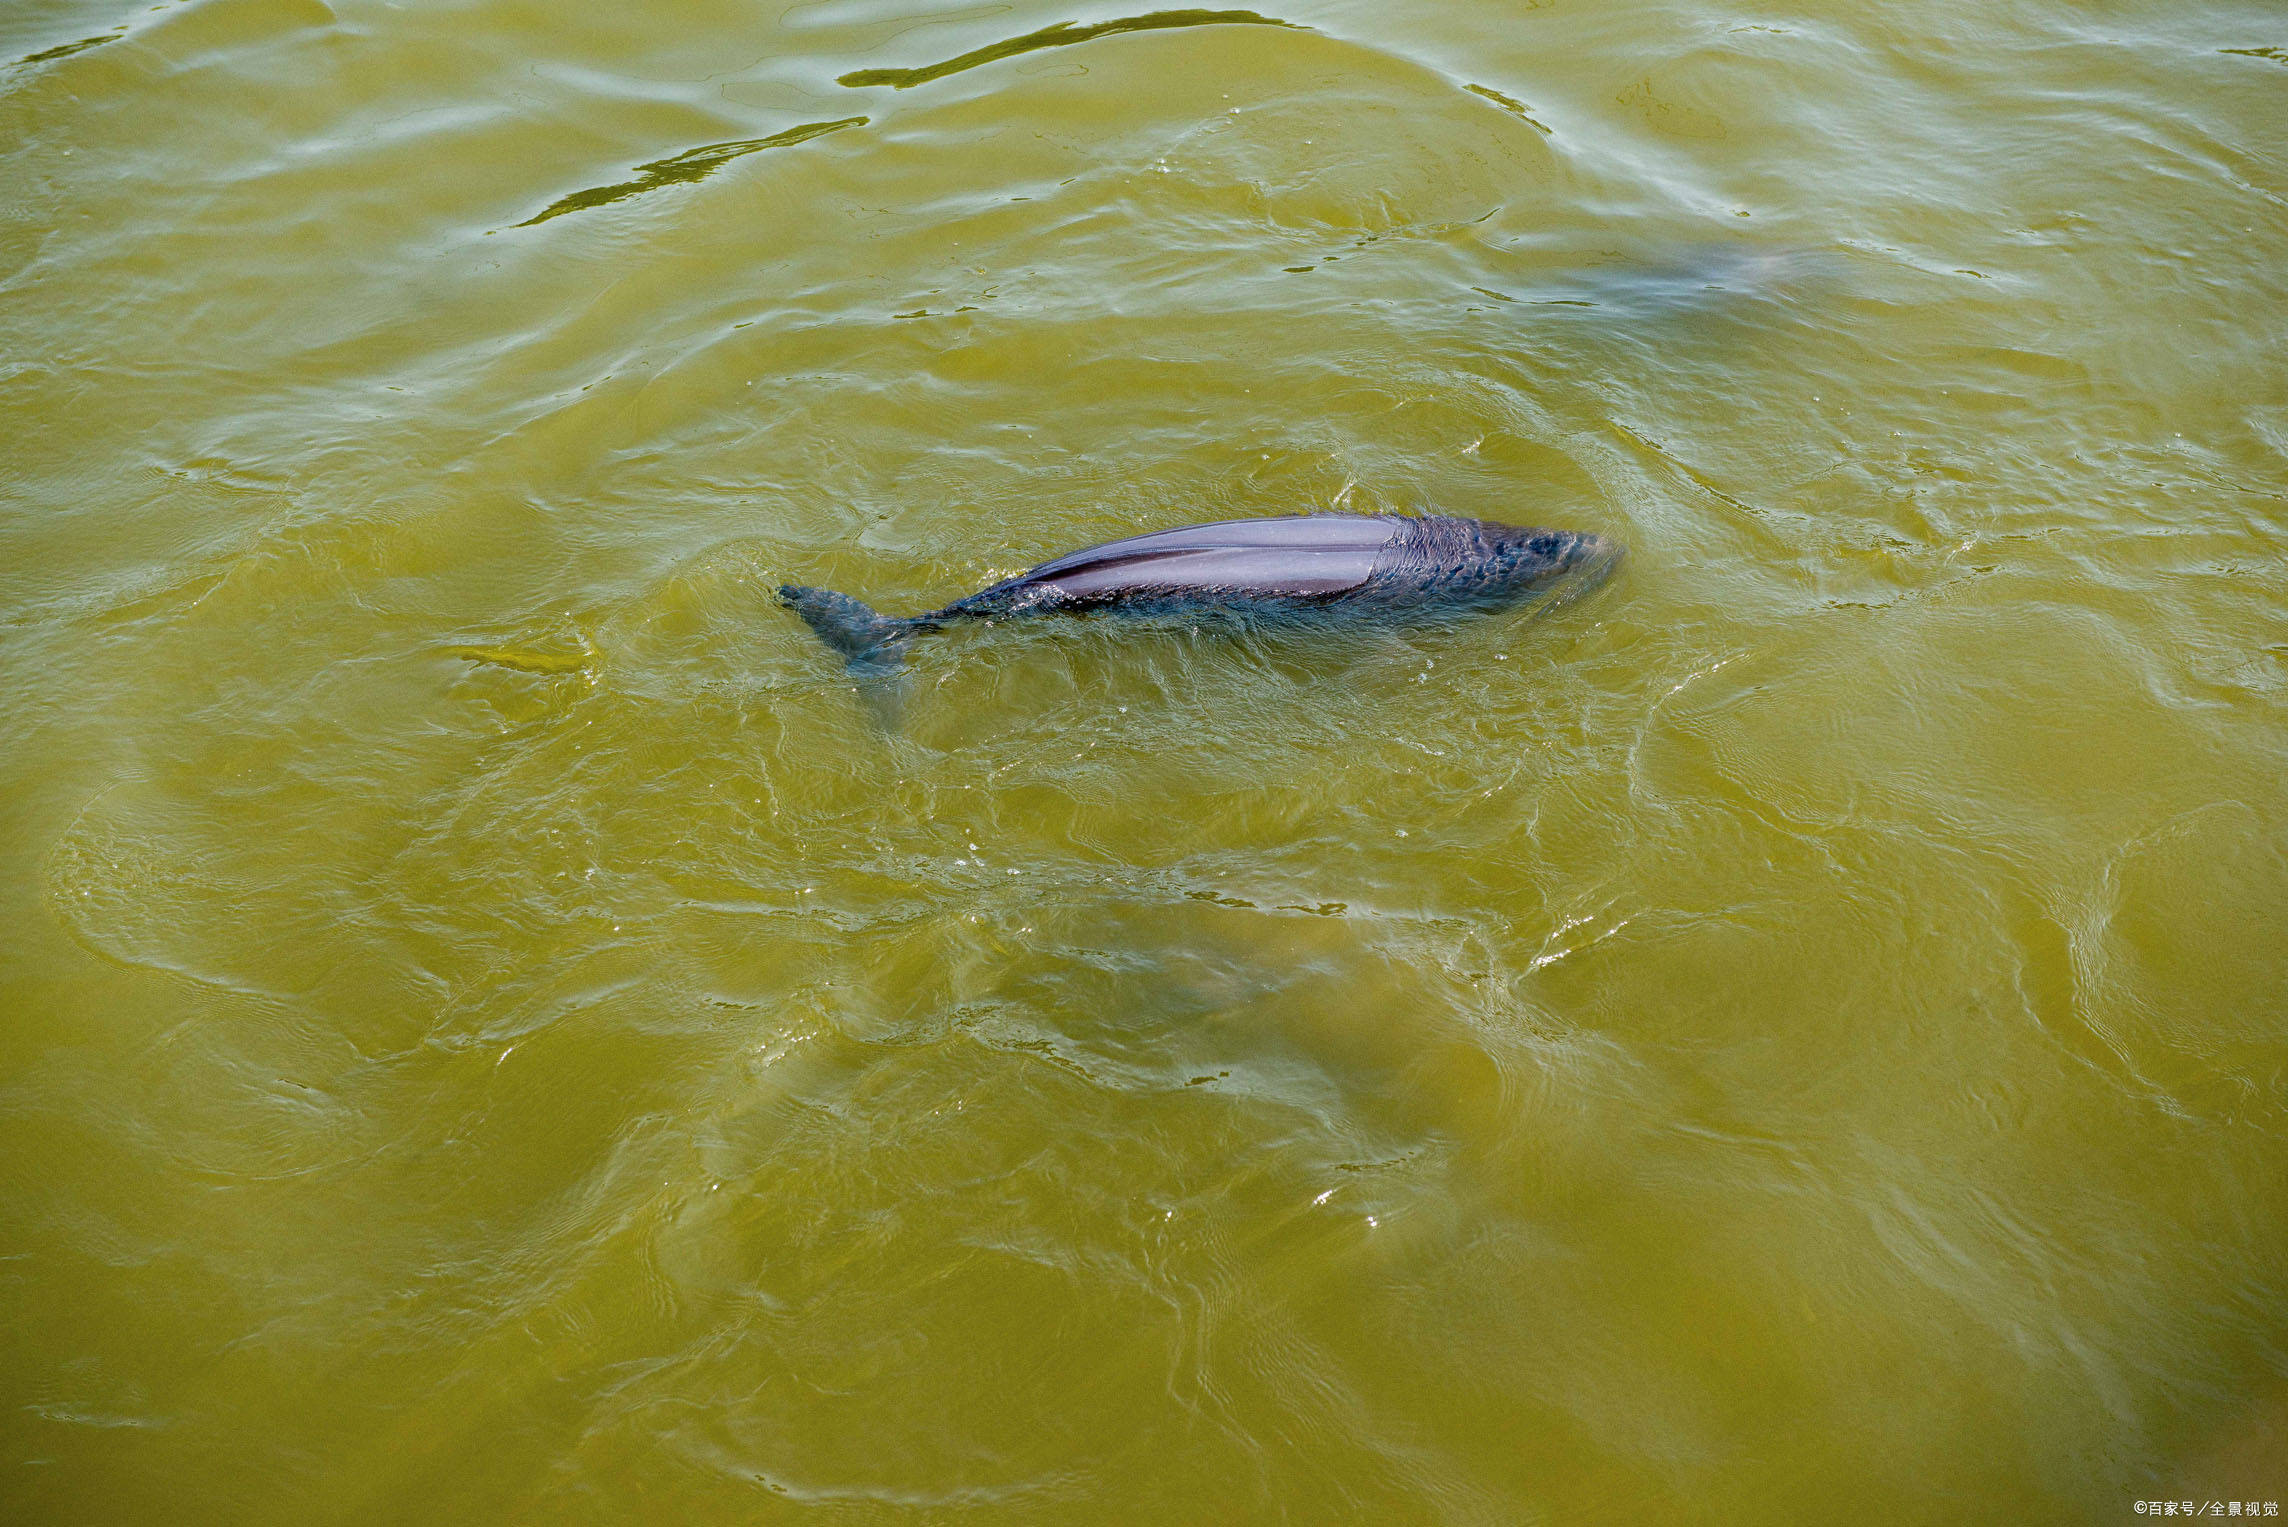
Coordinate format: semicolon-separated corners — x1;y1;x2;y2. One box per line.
777;585;923;674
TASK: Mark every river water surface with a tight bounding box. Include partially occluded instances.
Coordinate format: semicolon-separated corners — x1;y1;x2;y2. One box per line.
5;0;2286;1521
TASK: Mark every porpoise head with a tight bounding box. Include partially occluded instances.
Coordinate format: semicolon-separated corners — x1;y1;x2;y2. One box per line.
1476;521;1624;601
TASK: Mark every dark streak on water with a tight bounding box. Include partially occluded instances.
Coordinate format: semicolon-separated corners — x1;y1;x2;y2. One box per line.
14;29;122;67
1463;82;1551;134
835;8;1301;90
515;116;870;228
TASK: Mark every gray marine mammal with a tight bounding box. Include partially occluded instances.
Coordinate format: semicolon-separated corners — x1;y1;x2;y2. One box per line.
779;511;1619;673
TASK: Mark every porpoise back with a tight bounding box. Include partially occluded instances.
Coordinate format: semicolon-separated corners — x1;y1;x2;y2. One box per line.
980;514;1405;604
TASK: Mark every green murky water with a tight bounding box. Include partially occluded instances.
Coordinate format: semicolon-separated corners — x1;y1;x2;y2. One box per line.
5;0;2285;1520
